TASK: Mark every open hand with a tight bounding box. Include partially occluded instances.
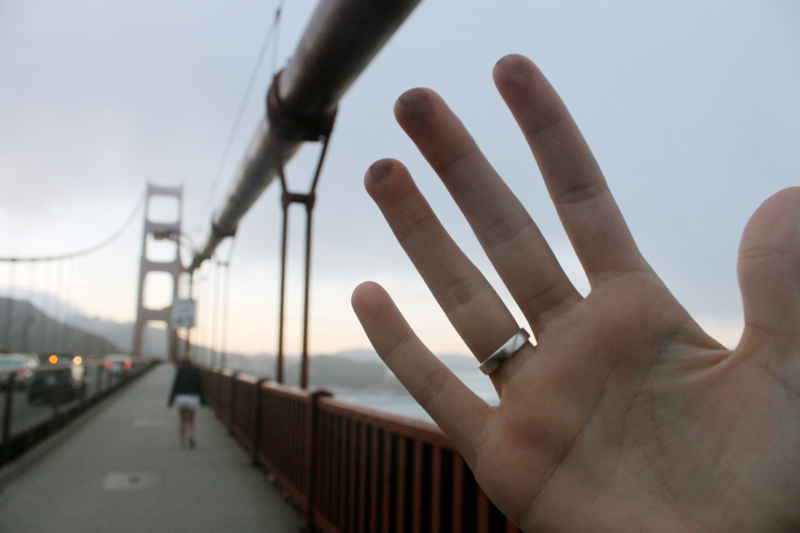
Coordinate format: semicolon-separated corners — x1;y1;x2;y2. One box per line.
352;54;800;532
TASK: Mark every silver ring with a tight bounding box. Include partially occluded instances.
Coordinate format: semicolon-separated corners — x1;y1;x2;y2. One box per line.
479;328;530;375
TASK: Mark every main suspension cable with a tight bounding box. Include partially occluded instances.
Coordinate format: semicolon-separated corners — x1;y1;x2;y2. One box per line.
0;190;145;263
195;0;288;236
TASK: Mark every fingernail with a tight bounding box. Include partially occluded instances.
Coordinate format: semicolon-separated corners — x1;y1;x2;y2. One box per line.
494;54;533;89
395;88;433;120
367;159;394;182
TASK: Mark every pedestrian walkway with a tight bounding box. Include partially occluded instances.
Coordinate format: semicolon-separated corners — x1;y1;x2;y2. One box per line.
0;364;302;533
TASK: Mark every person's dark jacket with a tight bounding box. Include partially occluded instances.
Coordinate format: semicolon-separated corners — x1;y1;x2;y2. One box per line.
168;363;205;406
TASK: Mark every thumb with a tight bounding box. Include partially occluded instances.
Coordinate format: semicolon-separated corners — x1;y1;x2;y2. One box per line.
738;187;800;344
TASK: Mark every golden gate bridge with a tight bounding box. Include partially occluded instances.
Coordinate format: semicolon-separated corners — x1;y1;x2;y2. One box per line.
0;1;519;530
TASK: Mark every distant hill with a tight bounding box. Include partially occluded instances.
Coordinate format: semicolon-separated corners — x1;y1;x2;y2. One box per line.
0;297;265;361
1;297;471;393
0;297;120;355
66;313;171;359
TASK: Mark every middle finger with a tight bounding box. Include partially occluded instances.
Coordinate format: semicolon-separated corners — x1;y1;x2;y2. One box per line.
394;88;582;334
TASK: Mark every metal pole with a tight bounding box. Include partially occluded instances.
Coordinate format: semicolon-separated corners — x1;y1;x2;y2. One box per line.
24;262;36;353
299;135;330;390
21;316;35;354
43;260;53;353
184;272;194;361
63;259;74;353
210;261;222;368
276;202;289;385
55;261;65;352
304;389;332;531
2;373;15;444
300;202;313;390
220;259;232;370
3;260;15;351
251;377;269;466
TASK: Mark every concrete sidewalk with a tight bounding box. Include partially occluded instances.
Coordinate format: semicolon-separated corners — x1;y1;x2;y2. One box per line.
0;364;302;533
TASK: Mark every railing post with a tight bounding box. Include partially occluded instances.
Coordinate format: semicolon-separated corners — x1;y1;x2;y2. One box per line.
453;456;465;532
79;371;88;404
211;369;218;411
202;367;211;411
252;378;269;466
52;372;62;420
2;372;16;444
229;372;239;434
305;389;332;533
212;369;220;413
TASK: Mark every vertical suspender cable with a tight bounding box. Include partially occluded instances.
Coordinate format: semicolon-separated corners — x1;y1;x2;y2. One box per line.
183;271;195;361
22;262;36;353
210;259;222;368
2;260;15;351
276;197;289;383
202;267;212;365
92;255;102;355
192;273;200;361
54;260;65;352
43;261;51;353
219;263;230;370
63;258;74;352
27;265;34;352
219;238;236;370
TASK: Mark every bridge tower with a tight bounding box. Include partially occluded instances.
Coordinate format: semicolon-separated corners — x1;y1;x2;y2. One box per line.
132;183;184;361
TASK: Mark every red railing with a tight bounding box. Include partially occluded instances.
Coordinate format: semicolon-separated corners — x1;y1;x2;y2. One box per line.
200;367;520;533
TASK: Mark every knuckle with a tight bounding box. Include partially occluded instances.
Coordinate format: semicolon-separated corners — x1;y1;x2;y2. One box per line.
437;274;482;314
483;211;534;248
435;144;479;178
414;365;452;409
395;212;439;244
554;179;608;206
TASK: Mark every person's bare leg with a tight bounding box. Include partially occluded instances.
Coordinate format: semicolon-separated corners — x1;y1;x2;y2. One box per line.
179;407;191;448
187;410;196;449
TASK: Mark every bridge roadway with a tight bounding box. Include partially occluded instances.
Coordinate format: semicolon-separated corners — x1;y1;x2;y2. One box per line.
0;364;302;532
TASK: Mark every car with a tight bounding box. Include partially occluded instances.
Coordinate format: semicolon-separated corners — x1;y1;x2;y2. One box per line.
0;353;37;391
104;354;133;375
27;355;86;404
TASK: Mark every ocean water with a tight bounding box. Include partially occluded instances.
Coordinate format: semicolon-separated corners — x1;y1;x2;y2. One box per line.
223;352;499;425
334;365;499;424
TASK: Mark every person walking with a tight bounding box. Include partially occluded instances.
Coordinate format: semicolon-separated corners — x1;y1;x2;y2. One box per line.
168;358;205;449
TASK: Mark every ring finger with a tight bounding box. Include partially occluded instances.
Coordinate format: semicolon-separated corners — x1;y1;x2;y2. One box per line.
365;158;531;388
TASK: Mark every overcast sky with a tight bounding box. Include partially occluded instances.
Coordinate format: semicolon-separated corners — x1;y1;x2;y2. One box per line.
1;0;799;357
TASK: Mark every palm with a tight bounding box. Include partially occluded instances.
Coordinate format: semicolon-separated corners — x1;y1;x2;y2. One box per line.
484;271;798;531
353;54;800;532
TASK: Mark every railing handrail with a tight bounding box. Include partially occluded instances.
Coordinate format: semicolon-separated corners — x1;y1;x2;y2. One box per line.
318;396;453;450
235;373;259;386
230;374;451;446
